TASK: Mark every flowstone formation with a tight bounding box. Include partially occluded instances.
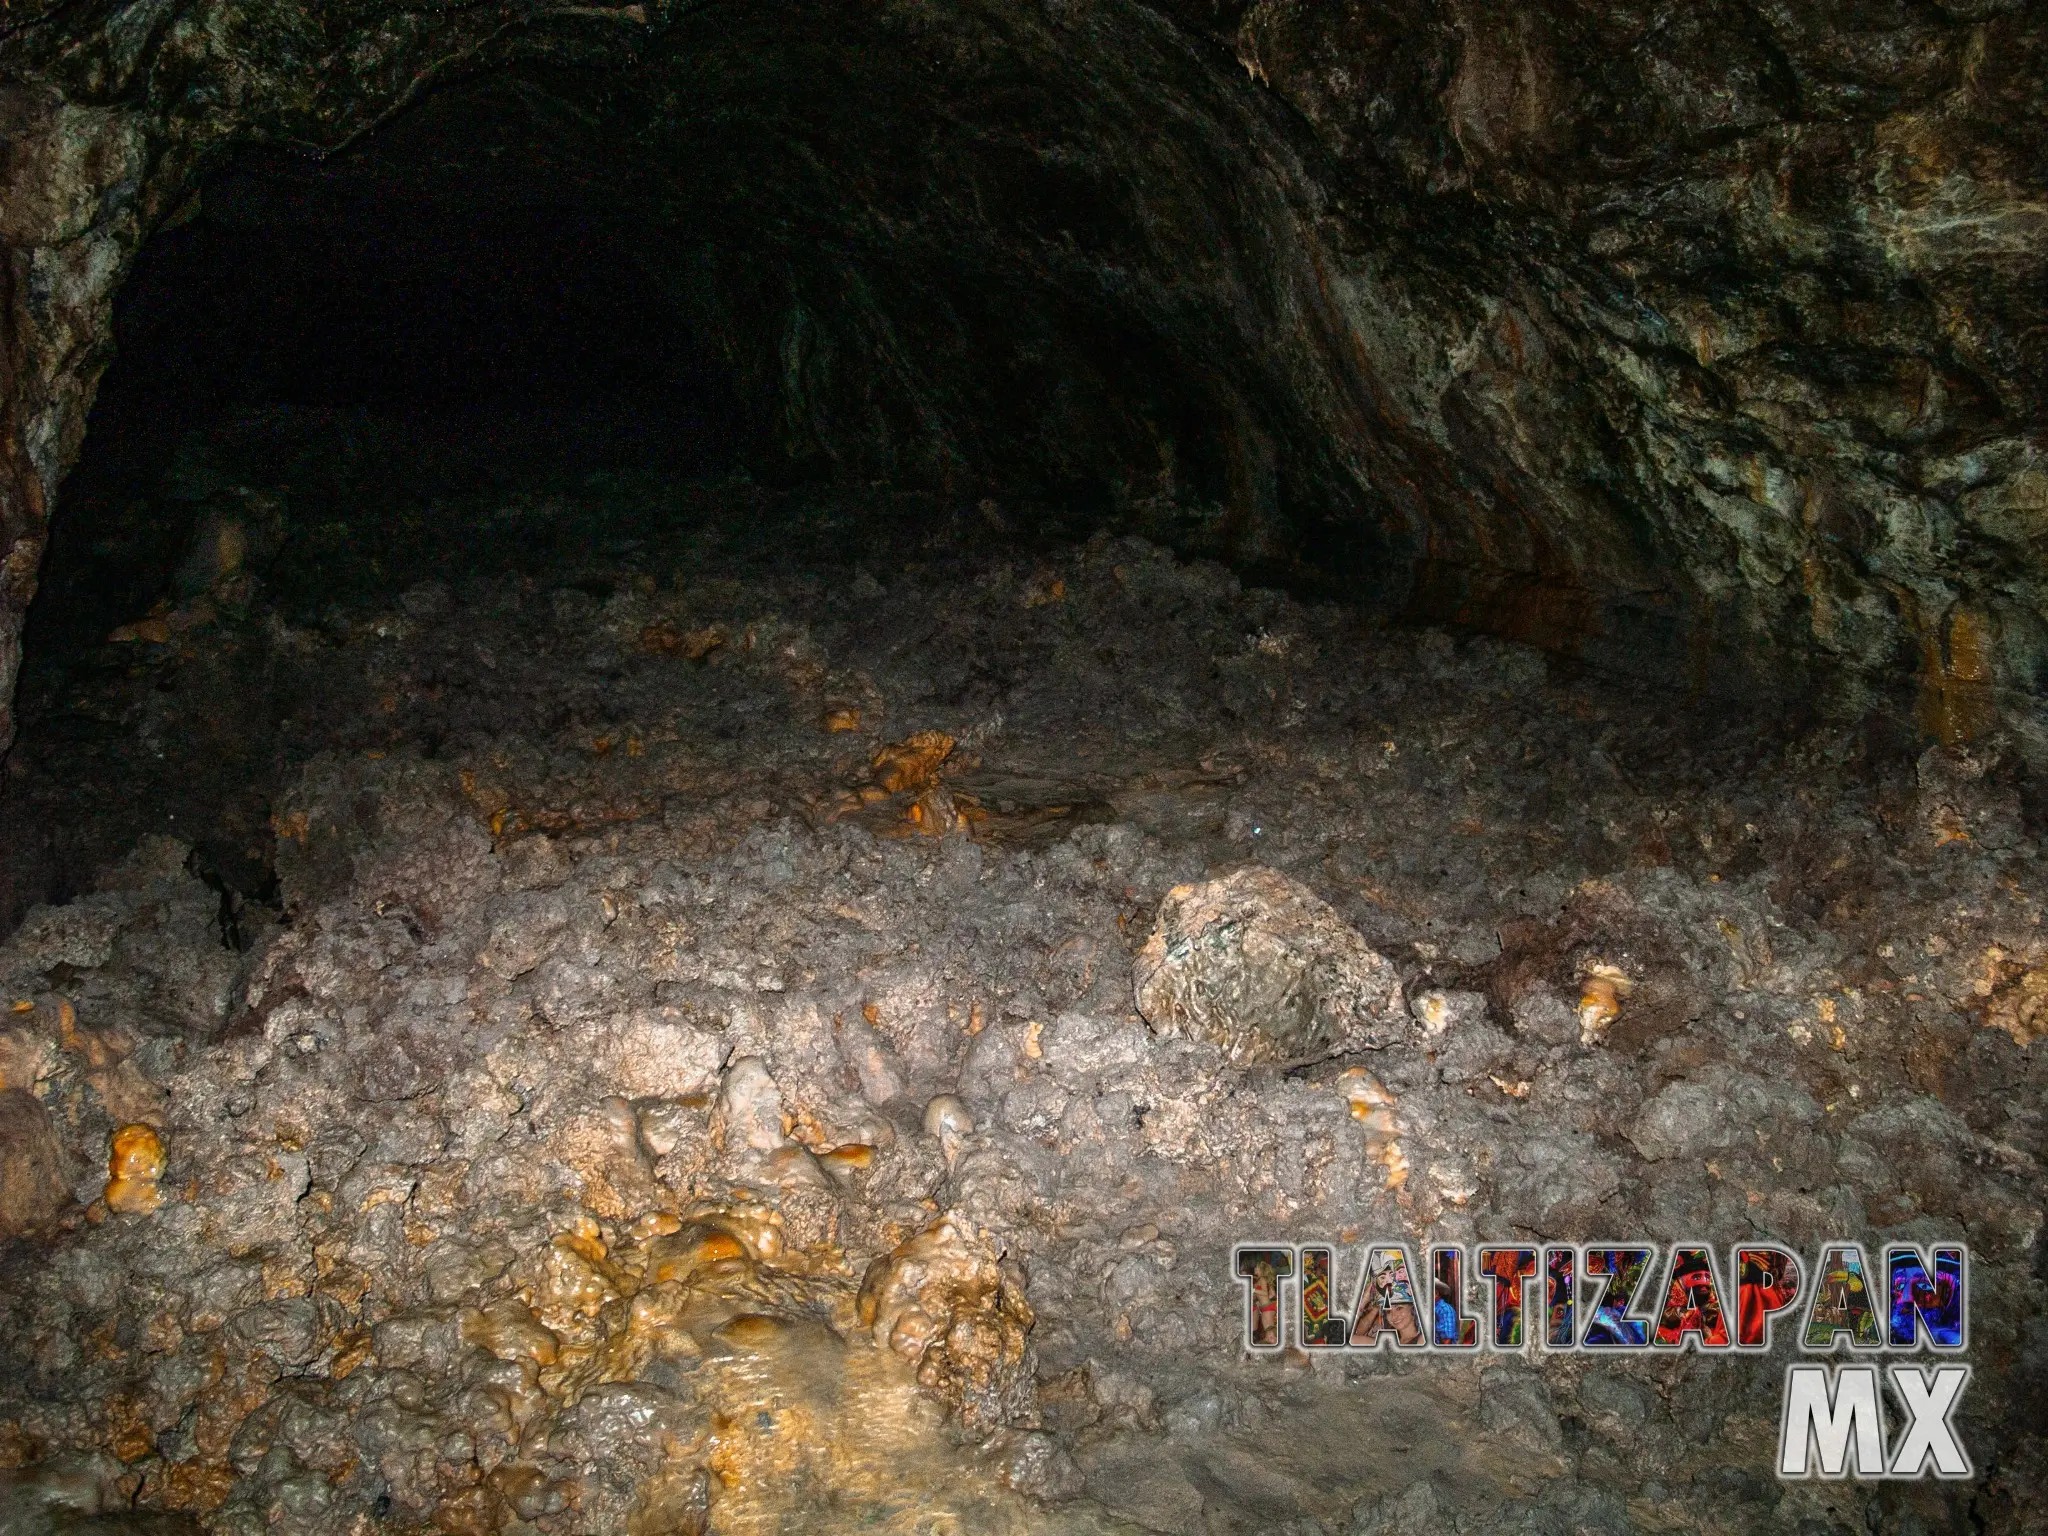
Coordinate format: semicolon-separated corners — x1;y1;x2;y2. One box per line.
0;500;2041;1531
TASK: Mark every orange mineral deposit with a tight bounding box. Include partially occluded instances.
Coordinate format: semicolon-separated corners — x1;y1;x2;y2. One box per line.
106;1124;165;1215
820;1143;875;1172
1576;964;1633;1046
869;730;954;794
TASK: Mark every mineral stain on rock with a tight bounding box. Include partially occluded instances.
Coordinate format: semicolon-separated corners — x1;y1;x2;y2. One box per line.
102;1122;164;1215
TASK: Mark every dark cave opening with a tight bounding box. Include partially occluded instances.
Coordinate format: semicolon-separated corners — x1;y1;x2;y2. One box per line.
0;39;1418;932
25;34;1365;667
31;114;749;655
5;75;782;925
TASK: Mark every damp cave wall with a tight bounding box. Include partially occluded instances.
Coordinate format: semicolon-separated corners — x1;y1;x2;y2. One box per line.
0;0;2045;761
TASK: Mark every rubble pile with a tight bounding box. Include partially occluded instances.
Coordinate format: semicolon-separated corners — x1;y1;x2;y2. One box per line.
0;499;2041;1533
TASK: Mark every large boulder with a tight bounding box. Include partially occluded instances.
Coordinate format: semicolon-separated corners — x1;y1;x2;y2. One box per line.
1132;865;1408;1066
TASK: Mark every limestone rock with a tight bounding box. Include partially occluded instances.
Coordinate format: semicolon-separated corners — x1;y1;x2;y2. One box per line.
1132;865;1408;1065
856;1215;1034;1434
922;1093;972;1154
714;1056;788;1153
1915;746;2024;852
0;1089;70;1235
978;1428;1086;1503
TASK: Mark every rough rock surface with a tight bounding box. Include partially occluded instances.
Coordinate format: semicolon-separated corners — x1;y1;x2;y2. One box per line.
0;1088;69;1235
856;1214;1036;1435
1133;865;1409;1064
0;490;2041;1531
2;0;2046;761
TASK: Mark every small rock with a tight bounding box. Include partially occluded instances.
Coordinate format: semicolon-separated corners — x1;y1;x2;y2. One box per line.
869;731;954;794
1575;964;1632;1047
978;1428;1085;1502
227;1298;323;1366
461;1300;561;1366
637;1099;698;1158
1629;1067;1821;1163
1510;982;1579;1046
819;1143;876;1178
923;1093;973;1140
1432;1021;1514;1084
1410;988;1488;1037
1132;865;1408;1065
1915;745;2022;851
837;1012;907;1106
354;1032;443;1102
857;1214;1035;1433
765;1143;832;1188
1338;1068;1408;1189
1353;1476;1455;1536
645;1223;754;1285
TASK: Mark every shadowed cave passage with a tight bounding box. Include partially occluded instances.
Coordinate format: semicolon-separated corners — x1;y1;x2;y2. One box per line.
3;36;1404;929
6;75;765;921
0;1;2046;1533
38;115;746;647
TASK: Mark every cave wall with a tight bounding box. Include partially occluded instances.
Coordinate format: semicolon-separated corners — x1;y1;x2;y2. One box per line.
1;0;2044;757
1214;0;2048;746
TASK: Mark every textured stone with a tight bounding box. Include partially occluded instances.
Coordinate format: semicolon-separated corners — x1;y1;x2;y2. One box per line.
714;1056;788;1154
0;1088;69;1234
978;1428;1086;1504
1133;865;1408;1065
856;1214;1035;1435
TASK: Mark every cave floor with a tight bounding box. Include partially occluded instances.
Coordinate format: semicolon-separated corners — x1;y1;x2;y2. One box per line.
0;463;2043;1534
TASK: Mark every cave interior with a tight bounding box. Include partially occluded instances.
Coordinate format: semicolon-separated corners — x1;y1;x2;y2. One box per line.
0;0;2044;1531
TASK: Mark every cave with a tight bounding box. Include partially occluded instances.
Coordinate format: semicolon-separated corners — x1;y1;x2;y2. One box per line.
0;0;2043;1531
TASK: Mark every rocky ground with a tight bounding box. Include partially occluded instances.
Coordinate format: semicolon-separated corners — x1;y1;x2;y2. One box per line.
0;456;2043;1534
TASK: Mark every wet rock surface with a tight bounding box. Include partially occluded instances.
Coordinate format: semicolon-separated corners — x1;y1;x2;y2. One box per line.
0;483;2041;1531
